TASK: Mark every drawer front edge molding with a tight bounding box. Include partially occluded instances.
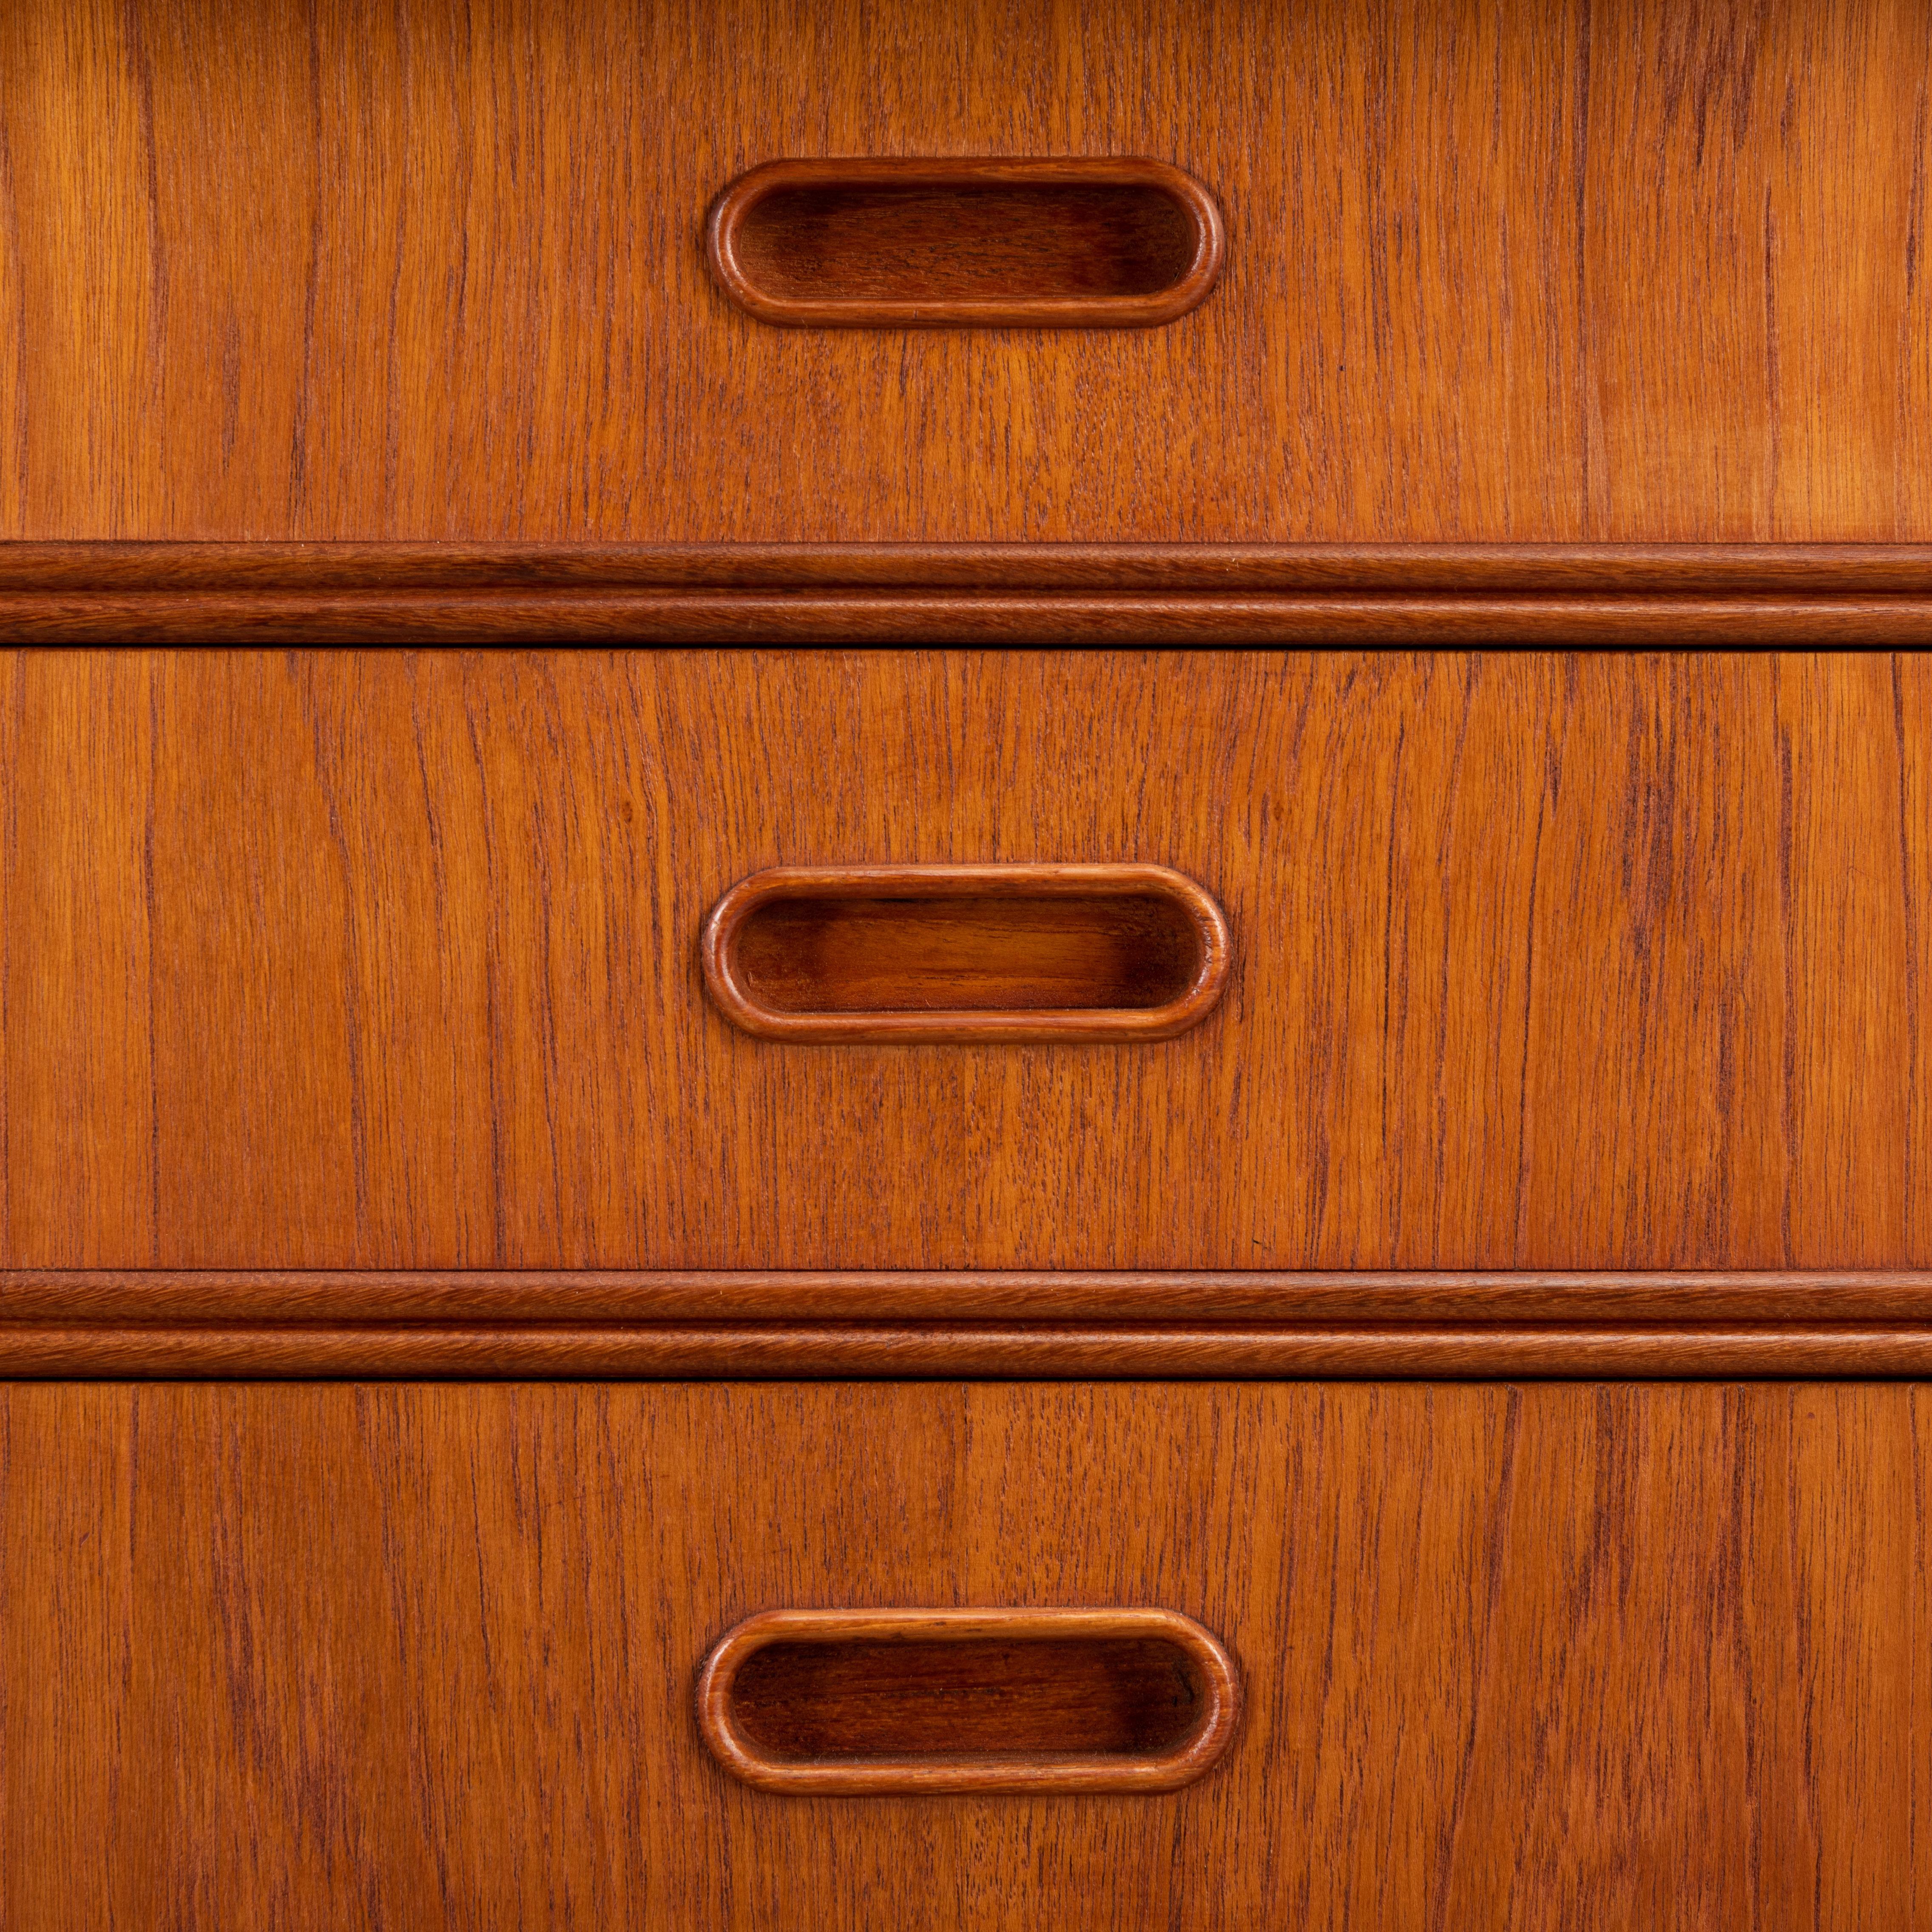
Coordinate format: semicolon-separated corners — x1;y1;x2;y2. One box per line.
3;543;1931;642
5;1272;1932;1378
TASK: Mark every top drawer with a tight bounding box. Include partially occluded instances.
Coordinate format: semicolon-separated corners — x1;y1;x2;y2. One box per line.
5;646;1928;1273
2;0;1928;546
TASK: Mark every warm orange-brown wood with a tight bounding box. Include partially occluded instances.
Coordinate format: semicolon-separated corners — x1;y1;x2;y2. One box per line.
10;1321;1932;1381
10;585;1932;642
12;1270;1932;1378
16;585;1932;643
10;543;1932;593
697;1607;1240;1794
707;158;1225;328
9;541;1932;642
4;648;1927;1272
703;864;1230;1043
13;1269;1932;1325
2;0;1927;544
6;0;1929;1920
2;1381;1924;1928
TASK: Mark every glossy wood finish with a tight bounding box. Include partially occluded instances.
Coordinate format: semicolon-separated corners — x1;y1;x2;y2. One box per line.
6;4;1925;1923
707;158;1223;327
10;1271;1932;1379
14;1269;1932;1324
704;864;1229;1043
10;543;1932;593
11;592;1932;644
11;1322;1932;1380
3;1381;1924;1928
9;541;1932;641
3;0;1928;544
6;648;1930;1272
698;1607;1239;1793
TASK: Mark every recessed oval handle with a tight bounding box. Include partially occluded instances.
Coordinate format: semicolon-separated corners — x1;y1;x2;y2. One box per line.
706;157;1225;327
696;1608;1241;1796
701;863;1230;1044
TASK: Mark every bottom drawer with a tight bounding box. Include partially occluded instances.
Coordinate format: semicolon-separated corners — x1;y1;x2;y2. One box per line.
3;1382;1923;1929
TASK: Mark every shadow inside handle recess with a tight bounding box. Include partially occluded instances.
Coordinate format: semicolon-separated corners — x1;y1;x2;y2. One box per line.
728;1637;1208;1762
735;181;1200;304
733;892;1204;1014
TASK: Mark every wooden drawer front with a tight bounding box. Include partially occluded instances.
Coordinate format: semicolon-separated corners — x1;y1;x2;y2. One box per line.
5;646;1929;1272
3;1381;1922;1929
4;0;1929;549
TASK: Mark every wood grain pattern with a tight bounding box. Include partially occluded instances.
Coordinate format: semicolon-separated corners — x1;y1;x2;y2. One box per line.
2;1381;1924;1927
2;0;1928;542
11;1269;1932;1323
14;1265;1932;1384
7;1321;1932;1381
703;864;1229;1043
9;591;1932;644
5;647;1929;1271
10;540;1932;642
8;543;1932;592
707;158;1223;327
696;1607;1239;1793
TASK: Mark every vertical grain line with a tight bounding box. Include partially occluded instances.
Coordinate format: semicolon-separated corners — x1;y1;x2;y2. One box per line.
381;0;412;529
1903;75;1928;535
294;654;371;1251
1426;1382;1522;1928
1570;0;1596;534
1429;658;1481;1260
1776;690;1797;1267
143;658;161;1264
1509;677;1564;1264
403;655;461;1250
1906;76;1928;298
287;0;325;529
0;105;27;521
1763;185;1781;531
460;676;510;1266
1378;709;1410;1255
120;0;169;525
0;654;17;1258
1892;657;1921;1254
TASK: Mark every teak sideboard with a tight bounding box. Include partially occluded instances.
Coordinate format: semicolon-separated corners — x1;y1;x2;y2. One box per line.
3;2;1931;1927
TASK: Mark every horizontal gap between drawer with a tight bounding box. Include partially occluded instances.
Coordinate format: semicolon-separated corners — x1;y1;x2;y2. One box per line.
4;591;1931;645
5;1274;1932;1378
2;1325;1930;1378
9;1271;1932;1321
5;542;1932;642
8;542;1932;592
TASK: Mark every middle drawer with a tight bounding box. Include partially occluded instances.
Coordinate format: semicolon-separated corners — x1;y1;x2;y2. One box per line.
7;647;1926;1272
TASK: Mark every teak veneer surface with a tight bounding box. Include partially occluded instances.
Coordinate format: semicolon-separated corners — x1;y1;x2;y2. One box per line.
6;646;1929;1272
9;542;1932;642
14;1270;1932;1379
2;0;1928;541
696;1606;1242;1794
702;863;1231;1044
705;157;1226;328
2;1382;1924;1930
